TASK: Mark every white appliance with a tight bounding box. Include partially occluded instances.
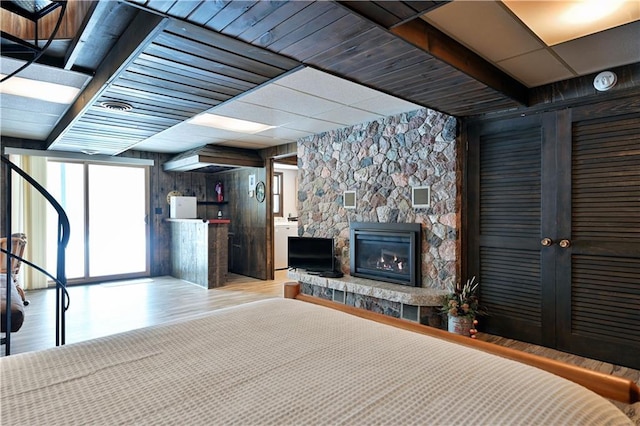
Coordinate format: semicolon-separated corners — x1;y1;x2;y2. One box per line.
274;222;298;269
170;196;197;219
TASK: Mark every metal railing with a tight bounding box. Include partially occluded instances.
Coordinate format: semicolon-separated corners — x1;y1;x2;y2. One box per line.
2;155;70;355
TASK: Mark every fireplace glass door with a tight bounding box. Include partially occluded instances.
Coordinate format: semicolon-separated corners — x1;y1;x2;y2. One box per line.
350;222;421;287
355;234;412;283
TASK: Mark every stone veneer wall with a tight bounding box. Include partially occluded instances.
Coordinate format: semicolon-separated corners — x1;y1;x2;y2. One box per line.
297;108;459;291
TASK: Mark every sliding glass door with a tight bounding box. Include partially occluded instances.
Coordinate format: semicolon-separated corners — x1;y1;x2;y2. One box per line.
47;161;149;283
46;161;85;279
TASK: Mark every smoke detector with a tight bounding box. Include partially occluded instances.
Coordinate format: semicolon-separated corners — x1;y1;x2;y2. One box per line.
593;71;617;92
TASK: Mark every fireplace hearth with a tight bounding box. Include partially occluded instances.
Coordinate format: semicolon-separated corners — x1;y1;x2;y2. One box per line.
350;222;421;287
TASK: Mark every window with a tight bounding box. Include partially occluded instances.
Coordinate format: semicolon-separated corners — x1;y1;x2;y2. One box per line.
273;172;283;217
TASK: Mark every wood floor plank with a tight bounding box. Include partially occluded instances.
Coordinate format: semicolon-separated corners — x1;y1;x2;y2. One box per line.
3;272;288;355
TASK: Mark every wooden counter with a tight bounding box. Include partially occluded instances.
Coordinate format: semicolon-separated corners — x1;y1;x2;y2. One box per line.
167;219;229;288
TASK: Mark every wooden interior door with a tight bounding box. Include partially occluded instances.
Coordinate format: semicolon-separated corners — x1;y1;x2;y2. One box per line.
467;114;558;347
468;107;640;369
555;110;640;369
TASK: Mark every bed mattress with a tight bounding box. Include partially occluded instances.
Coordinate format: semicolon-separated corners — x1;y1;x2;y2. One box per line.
0;298;632;425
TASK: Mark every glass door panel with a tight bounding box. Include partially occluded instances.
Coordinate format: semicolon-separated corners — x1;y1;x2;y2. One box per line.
46;161;149;283
88;164;147;277
46;161;85;279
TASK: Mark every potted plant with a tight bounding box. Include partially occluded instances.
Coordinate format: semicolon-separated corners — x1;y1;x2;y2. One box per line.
441;276;484;337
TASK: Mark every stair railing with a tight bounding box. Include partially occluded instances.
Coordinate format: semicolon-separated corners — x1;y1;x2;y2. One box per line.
2;155;70;355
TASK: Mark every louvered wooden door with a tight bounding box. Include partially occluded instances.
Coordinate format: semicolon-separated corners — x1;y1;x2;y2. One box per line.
468;114;556;347
555;111;640;369
468;108;640;369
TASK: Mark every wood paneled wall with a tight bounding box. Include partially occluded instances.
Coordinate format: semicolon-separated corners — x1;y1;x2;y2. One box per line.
123;150;271;280
1;142;271;281
0;0;92;41
212;167;269;280
122;150;232;278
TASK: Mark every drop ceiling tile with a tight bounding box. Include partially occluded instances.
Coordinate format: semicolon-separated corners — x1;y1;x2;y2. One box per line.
351;96;421;117
315;106;383;126
0;96;63;139
0;94;71;115
497;49;575;87
258;126;310;141
184;126;244;140
422;0;543;62
280;116;344;134
0;57;90;88
233;133;287;145
552;21;640;75
0;120;52;139
274;68;380;105
132;124;227;152
212;101;304;127
238;84;340;116
0;107;59;125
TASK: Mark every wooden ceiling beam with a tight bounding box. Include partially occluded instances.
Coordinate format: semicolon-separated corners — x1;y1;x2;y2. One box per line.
46;10;167;149
338;1;448;29
390;18;529;107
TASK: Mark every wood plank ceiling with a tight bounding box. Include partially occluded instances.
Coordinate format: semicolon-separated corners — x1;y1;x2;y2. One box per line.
132;0;527;115
48;7;301;154
48;0;529;155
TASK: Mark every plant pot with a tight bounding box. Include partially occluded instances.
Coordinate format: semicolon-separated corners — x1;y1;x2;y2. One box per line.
448;315;474;336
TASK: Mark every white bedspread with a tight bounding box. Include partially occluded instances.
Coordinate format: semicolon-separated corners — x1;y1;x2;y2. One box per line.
0;298;632;425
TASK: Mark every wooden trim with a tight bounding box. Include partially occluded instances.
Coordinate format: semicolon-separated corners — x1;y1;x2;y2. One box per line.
283;282;639;404
284;282;300;299
390;18;528;107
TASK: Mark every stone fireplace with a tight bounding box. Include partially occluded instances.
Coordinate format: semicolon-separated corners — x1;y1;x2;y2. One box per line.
297;107;460;291
350;222;421;287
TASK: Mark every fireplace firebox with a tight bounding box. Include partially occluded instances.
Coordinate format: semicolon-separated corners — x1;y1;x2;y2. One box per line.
349;222;421;287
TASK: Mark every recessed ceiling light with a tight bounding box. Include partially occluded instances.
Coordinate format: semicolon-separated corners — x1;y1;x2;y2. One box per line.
562;0;625;24
189;113;275;134
503;0;640;46
0;74;80;104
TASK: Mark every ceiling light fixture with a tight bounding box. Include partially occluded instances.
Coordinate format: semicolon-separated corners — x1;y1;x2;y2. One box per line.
562;0;625;24
0;74;80;104
503;0;640;46
189;113;275;134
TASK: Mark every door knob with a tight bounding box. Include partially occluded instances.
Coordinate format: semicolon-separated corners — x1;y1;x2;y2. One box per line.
559;239;571;248
541;237;553;247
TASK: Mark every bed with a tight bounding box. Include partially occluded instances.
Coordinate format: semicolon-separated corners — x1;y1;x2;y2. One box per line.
1;283;637;425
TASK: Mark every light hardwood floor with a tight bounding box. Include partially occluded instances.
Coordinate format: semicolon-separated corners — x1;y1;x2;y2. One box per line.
4;271;639;422
4;271;288;355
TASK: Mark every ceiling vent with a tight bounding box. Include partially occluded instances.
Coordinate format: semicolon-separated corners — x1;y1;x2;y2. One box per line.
100;101;133;111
